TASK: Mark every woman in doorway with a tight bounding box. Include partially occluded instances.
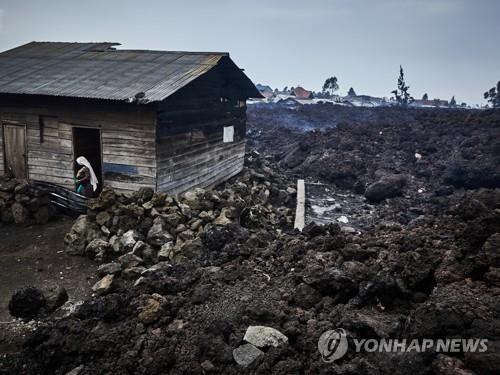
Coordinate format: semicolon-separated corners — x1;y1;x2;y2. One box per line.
75;156;98;197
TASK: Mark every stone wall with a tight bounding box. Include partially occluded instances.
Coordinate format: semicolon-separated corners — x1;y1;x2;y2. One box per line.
0;177;56;225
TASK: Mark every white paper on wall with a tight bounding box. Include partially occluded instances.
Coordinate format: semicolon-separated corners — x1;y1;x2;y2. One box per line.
223;126;234;143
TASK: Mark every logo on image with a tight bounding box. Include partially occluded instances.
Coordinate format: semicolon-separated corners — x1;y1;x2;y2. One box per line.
317;328;348;362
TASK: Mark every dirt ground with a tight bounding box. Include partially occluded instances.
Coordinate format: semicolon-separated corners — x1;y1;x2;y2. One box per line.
0;217;97;352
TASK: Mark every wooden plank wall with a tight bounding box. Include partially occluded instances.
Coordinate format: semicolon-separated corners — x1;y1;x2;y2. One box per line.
156;67;247;195
0;123;3;175
0;98;156;194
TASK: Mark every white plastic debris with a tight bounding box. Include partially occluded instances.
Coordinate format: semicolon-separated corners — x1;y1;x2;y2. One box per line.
337;216;349;224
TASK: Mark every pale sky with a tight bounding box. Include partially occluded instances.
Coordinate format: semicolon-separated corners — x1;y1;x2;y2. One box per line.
0;0;499;105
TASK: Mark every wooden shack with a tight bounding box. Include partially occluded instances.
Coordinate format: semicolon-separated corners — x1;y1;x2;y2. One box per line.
0;42;261;194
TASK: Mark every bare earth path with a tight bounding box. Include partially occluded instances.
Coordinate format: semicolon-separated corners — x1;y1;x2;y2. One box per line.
0;217;97;352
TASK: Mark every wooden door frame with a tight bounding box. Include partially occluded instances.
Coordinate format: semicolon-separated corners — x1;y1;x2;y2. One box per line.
2;120;28;179
71;125;104;188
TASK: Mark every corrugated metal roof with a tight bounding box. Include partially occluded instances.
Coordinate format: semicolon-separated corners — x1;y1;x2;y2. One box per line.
0;42;259;103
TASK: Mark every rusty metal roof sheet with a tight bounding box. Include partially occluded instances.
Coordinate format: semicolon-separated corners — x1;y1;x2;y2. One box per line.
0;42;260;102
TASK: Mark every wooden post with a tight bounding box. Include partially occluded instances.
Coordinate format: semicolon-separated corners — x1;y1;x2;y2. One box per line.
294;179;305;231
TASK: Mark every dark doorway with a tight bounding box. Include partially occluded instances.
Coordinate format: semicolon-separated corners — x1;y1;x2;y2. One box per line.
72;127;102;195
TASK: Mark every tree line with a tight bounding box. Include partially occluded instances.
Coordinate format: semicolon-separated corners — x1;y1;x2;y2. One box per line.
318;68;500;108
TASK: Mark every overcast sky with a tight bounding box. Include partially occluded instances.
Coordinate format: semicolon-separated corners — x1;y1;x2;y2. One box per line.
0;0;499;105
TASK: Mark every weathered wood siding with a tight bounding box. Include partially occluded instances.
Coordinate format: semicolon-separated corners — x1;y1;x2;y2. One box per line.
155;67;247;195
0;97;156;194
0;123;4;176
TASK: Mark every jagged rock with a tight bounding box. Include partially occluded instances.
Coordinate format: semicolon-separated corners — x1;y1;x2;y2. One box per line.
243;326;288;348
178;203;192;218
64;232;87;256
182;189;204;211
158;242;174;261
364;174;407;203
233;344;264;367
484;267;500;286
302;267;358;303
11;202;29;224
65;215;103;255
142;201;154;210
175;224;187;233
170;238;203;263
213;207;232;225
340;310;403;338
483;233;500;267
14;182;29;194
464;341;500;374
44;285;68;312
131;240;148;257
0;178;16;192
340;243;377;261
201;224;247;251
8;287;46;319
137;187;154;202
199;210;215;222
109;235;122;254
142;249;157;266
92;274;114;295
96;211;111;226
190;219;203;231
101;225;111;236
293;283;322;308
120;229;141;251
66;365;85;375
97;262;122;277
147;222;173;247
179;229;195;241
163;212;183;229
140;262;173;278
150;192;167;207
85;239;112;260
122;266;146;280
118;253;144;269
200;360;215;372
138;293;167;324
432;355;476;375
87;188;116;210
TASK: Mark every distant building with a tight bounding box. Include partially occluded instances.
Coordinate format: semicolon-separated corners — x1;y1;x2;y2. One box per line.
255;84;274;99
412;99;449;108
290;86;314;99
343;95;386;107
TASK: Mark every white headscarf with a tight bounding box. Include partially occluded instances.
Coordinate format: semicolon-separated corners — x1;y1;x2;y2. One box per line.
76;156;98;192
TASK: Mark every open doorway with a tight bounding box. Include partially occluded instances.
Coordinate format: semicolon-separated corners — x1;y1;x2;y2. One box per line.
72;127;103;195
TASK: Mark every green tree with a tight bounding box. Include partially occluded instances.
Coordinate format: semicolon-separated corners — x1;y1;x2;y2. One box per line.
484;81;500;108
422;93;428;100
347;87;356;96
322;77;339;97
391;66;414;106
